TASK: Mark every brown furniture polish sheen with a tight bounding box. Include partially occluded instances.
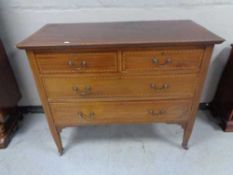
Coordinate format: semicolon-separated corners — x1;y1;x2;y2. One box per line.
17;20;224;155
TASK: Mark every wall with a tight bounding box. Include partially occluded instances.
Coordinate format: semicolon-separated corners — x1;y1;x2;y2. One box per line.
0;0;232;105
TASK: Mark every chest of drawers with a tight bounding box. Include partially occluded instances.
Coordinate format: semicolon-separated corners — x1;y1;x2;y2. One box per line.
17;20;224;155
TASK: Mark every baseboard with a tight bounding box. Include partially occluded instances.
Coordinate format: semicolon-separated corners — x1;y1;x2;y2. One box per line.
199;102;210;110
18;106;44;114
18;103;210;114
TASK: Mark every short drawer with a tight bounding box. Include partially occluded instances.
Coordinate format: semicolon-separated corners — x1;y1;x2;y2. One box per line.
36;51;118;74
50;100;191;126
122;48;204;72
43;75;197;100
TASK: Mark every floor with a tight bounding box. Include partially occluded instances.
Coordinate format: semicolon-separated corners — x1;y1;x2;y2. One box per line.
0;111;232;175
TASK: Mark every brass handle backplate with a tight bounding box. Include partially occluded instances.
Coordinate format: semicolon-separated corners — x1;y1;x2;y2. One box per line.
67;60;87;69
78;112;95;120
148;109;166;116
150;83;169;90
152;57;172;66
72;85;92;96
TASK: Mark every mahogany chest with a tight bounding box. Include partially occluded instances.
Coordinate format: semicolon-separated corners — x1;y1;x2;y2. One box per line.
0;38;21;148
211;44;233;131
17;20;224;155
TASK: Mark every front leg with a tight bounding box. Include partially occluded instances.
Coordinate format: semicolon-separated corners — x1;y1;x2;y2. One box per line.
182;121;195;150
49;125;64;155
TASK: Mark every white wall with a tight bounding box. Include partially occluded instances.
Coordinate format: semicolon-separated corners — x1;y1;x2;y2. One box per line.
0;0;232;105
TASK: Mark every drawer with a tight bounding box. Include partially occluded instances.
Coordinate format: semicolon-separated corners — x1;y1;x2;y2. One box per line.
50;100;191;126
43;75;197;100
35;51;118;74
122;48;204;72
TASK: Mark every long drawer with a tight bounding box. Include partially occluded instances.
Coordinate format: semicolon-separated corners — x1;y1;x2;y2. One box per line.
43;75;197;100
122;48;204;73
50;100;191;126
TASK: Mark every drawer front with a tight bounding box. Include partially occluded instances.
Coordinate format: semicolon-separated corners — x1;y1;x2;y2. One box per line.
36;51;118;74
50;100;191;126
43;75;197;100
122;48;204;72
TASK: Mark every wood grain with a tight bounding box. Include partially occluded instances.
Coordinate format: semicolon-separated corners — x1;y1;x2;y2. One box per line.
17;20;224;49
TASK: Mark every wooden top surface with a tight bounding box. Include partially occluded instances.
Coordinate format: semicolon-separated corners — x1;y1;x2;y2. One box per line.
17;20;224;49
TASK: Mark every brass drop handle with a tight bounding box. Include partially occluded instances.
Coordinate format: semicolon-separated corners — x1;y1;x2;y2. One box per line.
80;60;87;68
72;85;92;96
67;60;74;66
78;112;95;120
152;57;172;65
150;83;169;90
152;58;159;64
148;109;166;116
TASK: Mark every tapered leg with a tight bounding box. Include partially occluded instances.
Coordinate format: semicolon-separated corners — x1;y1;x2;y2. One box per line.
182;121;194;150
49;126;63;155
